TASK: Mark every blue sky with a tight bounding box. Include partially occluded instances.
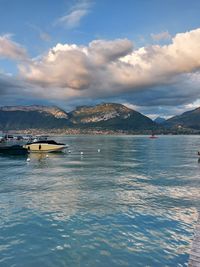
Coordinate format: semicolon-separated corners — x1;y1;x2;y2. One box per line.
0;0;200;118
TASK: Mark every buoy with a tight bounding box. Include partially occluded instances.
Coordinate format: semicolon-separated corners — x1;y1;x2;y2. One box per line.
68;150;71;153
98;149;101;153
46;154;49;158
80;151;83;155
27;158;30;162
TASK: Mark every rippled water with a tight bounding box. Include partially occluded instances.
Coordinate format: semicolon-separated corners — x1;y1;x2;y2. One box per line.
0;135;200;267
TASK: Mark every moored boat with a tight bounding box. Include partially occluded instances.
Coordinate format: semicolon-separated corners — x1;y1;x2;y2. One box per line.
23;140;67;153
0;145;28;155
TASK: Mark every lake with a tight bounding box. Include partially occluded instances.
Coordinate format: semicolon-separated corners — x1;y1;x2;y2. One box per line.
0;135;200;267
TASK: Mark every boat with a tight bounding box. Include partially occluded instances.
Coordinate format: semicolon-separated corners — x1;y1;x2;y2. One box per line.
32;135;49;142
4;134;15;141
23;140;67;153
0;145;28;155
149;134;158;139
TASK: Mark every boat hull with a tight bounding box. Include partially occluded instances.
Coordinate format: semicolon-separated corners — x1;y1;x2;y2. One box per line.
23;143;67;153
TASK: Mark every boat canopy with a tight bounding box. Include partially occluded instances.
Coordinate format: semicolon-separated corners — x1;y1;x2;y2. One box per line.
26;140;65;145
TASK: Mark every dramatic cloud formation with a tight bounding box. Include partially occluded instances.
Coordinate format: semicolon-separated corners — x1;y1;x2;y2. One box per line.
1;28;200;117
19;38;133;93
0;34;27;61
151;31;171;41
19;28;200;102
56;0;92;28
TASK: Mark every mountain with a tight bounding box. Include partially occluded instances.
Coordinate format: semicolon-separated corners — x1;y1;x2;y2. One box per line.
154;117;166;124
0;105;68;119
0;103;157;132
69;103;157;131
164;107;200;130
0;105;70;130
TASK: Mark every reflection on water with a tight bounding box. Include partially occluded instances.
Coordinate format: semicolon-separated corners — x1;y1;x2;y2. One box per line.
0;135;200;267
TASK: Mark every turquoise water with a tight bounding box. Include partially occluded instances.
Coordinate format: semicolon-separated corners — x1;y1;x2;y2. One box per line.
0;135;200;267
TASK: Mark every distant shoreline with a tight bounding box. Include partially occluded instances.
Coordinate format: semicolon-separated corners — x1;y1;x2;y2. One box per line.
2;128;200;136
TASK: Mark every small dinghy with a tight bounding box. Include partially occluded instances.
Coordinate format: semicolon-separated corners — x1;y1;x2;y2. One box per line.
0;145;28;155
23;140;67;153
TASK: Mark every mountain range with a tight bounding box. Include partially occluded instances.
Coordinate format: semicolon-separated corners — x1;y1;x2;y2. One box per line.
164;107;200;130
0;103;200;133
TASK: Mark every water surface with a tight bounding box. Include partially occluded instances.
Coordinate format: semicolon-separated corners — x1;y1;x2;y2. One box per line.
0;135;200;266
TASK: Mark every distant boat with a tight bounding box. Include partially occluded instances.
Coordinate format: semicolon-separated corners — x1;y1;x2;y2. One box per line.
32;135;49;142
23;140;67;153
0;145;28;155
149;134;158;139
5;134;15;141
21;135;33;141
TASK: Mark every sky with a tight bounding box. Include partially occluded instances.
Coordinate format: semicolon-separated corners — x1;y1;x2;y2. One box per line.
0;0;200;118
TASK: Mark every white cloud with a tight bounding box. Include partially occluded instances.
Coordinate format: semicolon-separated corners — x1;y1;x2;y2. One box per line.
151;31;171;41
88;39;133;64
0;34;27;61
56;0;92;28
57;9;88;28
19;28;200;102
118;28;200;86
19;38;133;93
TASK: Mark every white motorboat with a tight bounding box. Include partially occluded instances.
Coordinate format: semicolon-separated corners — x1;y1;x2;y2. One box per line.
23;140;67;153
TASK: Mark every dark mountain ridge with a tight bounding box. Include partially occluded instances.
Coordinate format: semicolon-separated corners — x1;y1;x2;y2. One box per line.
0;103;157;131
164;107;200;130
1;103;200;133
